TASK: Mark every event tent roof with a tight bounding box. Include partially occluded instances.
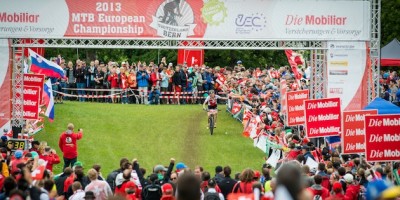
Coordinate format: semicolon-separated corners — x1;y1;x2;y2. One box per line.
364;97;400;114
381;38;400;66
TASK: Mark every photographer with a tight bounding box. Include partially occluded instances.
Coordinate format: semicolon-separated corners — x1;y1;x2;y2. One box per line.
58;123;83;170
39;146;60;172
148;86;161;105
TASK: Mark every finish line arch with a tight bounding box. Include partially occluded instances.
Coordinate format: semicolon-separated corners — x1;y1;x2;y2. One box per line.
0;0;380;128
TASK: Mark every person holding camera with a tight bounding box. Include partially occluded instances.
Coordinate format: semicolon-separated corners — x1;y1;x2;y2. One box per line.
58;123;83;170
137;64;150;104
39;146;60;172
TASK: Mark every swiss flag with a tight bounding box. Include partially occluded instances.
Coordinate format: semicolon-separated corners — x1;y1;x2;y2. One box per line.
285;50;303;80
31;165;46;180
217;73;226;85
232;102;242;115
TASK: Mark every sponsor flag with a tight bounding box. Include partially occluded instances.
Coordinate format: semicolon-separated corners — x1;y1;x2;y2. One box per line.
43;79;55;121
231;102;242;115
29;49;65;78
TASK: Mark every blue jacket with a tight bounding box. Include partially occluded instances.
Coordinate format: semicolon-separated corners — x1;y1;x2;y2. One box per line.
136;70;149;87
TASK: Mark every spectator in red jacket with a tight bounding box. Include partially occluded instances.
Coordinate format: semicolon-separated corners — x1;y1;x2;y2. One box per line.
58;123;83;170
326;182;345;200
39;147;60;172
343;174;360;200
307;175;330;200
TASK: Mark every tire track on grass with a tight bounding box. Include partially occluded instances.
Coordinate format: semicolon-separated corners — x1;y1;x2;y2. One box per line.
181;109;203;168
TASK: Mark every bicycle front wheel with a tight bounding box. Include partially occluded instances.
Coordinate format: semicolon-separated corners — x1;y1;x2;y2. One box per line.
209;115;214;135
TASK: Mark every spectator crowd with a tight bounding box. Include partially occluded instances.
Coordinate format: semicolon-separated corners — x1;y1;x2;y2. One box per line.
13;56;399;200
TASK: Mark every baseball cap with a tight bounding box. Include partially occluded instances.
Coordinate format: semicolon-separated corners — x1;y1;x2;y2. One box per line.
30;151;39;159
176;162;187;170
154;165;168;173
344;173;353;183
161;183;173;193
121;61;126;65
125;181;136;189
237;60;242;64
253;170;261;178
74;161;83;167
84;191;95;199
14;150;23;159
332;182;342;192
168;63;173;66
1;136;7;142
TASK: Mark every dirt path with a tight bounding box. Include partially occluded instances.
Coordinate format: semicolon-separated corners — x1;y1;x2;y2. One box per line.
181;110;204;168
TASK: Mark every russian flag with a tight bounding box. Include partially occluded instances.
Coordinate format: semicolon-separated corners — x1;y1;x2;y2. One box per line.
43;79;54;121
29;49;65;78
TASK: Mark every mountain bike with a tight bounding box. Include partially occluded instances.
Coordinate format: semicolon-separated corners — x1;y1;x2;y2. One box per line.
205;109;218;135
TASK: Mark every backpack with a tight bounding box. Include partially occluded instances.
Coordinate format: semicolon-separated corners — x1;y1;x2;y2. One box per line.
204;192;221;200
141;183;162;200
312;189;323;200
106;170;120;192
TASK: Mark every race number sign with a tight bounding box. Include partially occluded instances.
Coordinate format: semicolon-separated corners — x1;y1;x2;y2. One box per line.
286;90;309;126
342;110;377;154
23;86;40;120
6;139;28;151
304;98;341;138
365;114;400;162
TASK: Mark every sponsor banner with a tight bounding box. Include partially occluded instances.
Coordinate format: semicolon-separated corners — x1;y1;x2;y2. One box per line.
327;41;368;110
286;90;309;126
0;0;370;40
304;98;341;138
23;86;40;120
342;110;377;154
0;39;12;131
280;79;287;115
365;114;400;162
23;74;44;103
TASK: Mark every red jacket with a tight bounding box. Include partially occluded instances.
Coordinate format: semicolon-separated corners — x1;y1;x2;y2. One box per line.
58;131;83;159
150;72;160;87
39;153;60;171
232;181;255;194
308;186;330;200
344;184;360;200
287;149;301;160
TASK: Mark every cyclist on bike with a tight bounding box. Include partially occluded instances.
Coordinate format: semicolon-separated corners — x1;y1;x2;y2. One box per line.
203;90;222;128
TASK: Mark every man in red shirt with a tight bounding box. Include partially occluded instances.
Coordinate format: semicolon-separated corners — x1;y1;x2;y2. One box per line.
58;123;83;170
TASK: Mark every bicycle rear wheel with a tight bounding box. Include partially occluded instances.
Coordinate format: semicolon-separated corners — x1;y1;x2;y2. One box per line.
209;115;214;135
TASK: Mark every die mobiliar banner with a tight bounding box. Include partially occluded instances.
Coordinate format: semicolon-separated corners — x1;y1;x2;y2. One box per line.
0;0;370;40
304;98;341;138
286;90;309;126
23;74;44;103
23;86;40;120
342;110;377;154
365;114;400;162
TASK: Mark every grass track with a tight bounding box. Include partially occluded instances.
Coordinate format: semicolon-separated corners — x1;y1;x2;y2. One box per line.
35;102;265;175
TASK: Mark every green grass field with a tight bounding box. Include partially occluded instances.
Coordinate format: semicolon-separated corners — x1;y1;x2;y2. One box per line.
35;102;265;176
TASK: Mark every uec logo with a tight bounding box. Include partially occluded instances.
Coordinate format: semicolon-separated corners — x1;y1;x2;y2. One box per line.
235;14;264;27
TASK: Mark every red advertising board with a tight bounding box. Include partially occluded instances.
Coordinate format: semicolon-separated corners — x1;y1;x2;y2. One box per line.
365;114;400;162
23;86;40;120
177;49;204;66
286;90;309;126
304;98;341;138
24;74;45;103
280;79;287;114
342;110;377;154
